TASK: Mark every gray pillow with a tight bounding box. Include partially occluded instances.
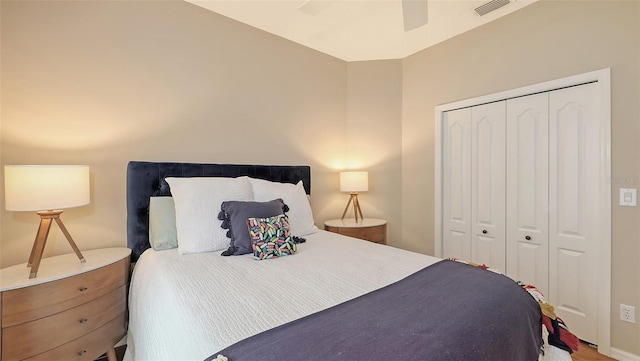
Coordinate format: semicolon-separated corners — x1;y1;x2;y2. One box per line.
149;197;178;251
219;199;287;256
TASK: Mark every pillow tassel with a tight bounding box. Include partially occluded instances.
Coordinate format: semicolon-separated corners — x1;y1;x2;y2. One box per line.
218;210;231;230
221;246;237;257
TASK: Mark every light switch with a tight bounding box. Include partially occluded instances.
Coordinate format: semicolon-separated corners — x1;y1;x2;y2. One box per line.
620;188;637;206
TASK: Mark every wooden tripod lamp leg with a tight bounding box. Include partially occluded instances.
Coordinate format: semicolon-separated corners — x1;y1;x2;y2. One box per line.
341;195;354;220
352;194;364;222
352;195;359;222
29;210;86;279
28;218;50;267
28;216;54;279
341;194;364;222
54;217;86;263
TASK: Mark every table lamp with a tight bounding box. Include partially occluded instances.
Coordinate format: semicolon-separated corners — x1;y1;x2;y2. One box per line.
4;165;90;279
340;171;368;222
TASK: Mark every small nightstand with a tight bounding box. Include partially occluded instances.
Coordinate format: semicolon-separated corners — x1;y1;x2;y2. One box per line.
324;218;387;245
1;247;131;361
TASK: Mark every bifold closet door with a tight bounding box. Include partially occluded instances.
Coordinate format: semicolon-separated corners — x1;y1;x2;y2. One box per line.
442;108;472;261
548;83;600;344
441;79;605;345
506;93;549;296
470;102;506;272
442;103;506;270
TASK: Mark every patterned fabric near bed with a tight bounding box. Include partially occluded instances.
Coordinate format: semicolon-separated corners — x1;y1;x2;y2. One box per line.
207;260;543;361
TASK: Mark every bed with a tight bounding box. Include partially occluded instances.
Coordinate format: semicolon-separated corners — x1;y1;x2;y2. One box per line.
124;161;575;361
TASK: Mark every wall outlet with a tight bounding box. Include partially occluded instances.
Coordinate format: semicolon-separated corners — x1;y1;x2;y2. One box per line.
620;304;636;323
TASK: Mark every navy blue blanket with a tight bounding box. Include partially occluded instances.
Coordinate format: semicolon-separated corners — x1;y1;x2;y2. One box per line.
206;260;542;361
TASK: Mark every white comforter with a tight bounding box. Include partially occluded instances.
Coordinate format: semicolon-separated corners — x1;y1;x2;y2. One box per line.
124;230;570;361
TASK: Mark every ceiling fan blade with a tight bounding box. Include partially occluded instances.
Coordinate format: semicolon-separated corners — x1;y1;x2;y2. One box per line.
402;0;428;32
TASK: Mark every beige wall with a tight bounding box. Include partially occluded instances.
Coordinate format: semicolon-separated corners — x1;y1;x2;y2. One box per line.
346;60;403;246
0;0;350;266
402;0;640;355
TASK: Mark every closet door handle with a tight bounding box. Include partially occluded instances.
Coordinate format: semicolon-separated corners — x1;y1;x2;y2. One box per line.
525;235;531;241
482;230;488;234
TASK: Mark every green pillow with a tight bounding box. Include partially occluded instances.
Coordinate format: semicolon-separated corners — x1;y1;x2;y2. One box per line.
149;197;178;251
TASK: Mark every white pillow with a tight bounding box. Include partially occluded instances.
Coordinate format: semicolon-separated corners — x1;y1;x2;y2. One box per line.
165;177;253;254
246;177;318;236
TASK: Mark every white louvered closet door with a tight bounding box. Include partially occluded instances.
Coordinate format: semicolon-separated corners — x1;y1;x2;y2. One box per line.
442;108;472;261
470;102;506;272
548;83;600;344
506;93;550;296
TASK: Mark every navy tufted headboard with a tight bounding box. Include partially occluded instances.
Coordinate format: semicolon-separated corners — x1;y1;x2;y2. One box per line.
126;161;311;262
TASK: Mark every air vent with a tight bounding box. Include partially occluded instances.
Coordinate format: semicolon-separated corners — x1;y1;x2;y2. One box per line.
474;0;511;16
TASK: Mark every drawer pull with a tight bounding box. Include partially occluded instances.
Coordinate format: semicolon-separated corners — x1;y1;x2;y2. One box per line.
78;349;87;356
79;287;88;292
79;318;89;323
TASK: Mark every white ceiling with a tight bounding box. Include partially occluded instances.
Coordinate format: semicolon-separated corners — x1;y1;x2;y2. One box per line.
186;0;538;61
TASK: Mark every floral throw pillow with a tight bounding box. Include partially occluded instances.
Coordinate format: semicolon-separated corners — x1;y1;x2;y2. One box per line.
248;214;297;260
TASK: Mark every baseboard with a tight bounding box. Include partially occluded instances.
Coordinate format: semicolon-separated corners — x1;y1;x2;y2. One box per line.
115;334;127;348
611;347;640;361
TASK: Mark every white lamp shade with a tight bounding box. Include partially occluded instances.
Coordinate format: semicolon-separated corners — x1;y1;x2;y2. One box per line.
340;171;369;193
4;165;90;211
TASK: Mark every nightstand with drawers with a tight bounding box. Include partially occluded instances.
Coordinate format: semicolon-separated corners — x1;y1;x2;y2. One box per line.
324;218;387;245
1;247;131;361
